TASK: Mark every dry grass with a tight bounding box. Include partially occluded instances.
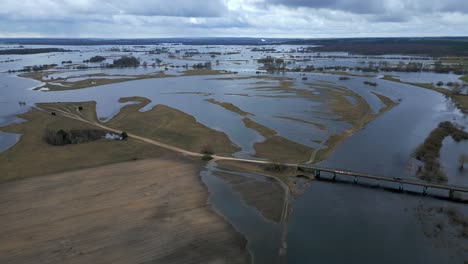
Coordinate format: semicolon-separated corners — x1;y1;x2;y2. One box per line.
452;94;468;111
206;98;252;116
319;71;376;78
243;117;277;138
182;69;232;76
255;136;314;163
371;92;398;114
0;158;250;264
241;117;314;163
107;97;239;155
272;116;327;131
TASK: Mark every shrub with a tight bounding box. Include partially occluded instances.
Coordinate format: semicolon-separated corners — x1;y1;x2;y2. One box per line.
263;163;288;173
44;129;106;146
339;76;351;80
364;81;378;87
201;154;213;161
89;55;106;63
120;132;128;140
201;145;214;155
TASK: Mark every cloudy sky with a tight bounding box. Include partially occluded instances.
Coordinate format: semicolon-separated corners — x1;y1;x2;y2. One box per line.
1;0;467;38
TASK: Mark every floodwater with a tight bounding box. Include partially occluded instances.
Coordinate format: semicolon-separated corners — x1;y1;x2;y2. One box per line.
1;46;468;263
0;72;368;157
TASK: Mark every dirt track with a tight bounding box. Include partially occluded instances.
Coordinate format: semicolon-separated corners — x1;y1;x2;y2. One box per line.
0;158;250;264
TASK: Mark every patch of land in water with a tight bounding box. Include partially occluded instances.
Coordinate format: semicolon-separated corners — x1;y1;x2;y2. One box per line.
256;136;314;163
108;97;240;155
242;117;314;163
272;116;327;131
206;98;252;116
0;158;250;264
312;86;398;162
460;76;468;82
317;71;376;78
382;75;468;112
243;117;277;138
414;121;468;183
18;69;231;91
19;71;171;91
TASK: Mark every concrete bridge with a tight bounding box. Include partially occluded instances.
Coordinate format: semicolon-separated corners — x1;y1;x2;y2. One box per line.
296;165;468;201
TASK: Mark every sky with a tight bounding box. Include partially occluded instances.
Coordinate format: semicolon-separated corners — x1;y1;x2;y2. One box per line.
0;0;467;38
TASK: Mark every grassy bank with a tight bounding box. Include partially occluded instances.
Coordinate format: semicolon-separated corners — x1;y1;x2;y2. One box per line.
460;75;468;82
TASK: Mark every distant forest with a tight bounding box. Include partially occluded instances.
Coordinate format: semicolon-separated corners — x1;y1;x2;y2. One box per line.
284;37;468;57
1;37;467;56
0;48;70;55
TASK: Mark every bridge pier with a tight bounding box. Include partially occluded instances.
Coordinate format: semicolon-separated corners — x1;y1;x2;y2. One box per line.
314;169;321;179
374;180;380;188
422;186;428;196
332;172;337;182
353;176;357;184
449;189;454;200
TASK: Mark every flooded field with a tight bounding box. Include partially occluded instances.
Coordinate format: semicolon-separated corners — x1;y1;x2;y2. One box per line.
1;44;467;263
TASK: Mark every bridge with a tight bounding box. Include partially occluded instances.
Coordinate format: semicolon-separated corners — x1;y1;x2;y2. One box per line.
296;165;468;200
